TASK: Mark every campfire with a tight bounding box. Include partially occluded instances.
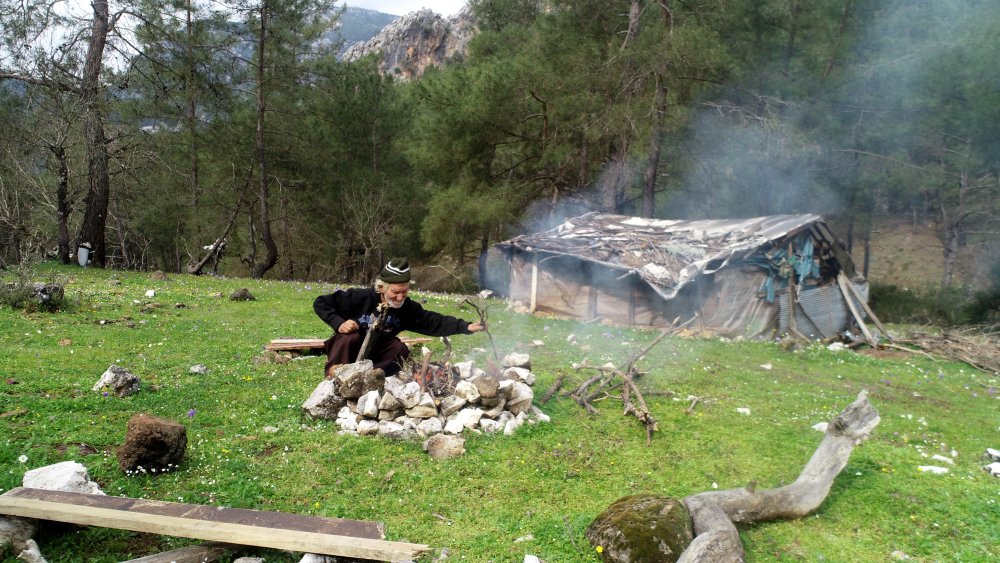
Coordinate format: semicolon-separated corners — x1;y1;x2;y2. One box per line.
302;348;546;439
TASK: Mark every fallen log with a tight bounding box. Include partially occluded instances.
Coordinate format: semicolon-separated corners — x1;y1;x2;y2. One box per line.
678;390;880;562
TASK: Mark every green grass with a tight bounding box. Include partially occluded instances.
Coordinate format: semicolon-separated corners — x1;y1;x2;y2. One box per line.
2;263;998;562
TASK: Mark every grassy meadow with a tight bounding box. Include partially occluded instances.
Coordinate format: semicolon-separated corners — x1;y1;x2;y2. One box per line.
1;263;998;562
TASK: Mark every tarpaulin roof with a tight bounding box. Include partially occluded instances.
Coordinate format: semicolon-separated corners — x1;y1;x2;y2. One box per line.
495;212;829;300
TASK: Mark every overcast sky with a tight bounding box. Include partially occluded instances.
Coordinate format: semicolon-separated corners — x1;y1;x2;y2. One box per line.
338;1;468;17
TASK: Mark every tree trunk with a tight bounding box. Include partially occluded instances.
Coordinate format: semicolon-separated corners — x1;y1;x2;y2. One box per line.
250;1;278;279
642;74;669;216
52;145;72;264
75;0;112;267
621;0;641;50
679;391;880;562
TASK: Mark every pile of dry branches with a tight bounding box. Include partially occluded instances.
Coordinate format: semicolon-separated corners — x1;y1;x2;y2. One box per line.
542;331;669;445
891;325;1000;375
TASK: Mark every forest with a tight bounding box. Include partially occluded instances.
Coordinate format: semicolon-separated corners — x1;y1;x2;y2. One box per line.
1;0;998;294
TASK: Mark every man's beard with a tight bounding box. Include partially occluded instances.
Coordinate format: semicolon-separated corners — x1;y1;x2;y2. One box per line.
386;298;404;309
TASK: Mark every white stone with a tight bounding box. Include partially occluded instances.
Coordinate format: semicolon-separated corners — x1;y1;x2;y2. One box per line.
503;416;524;436
479;418;503;434
23;461;105;495
455;407;484;429
506;382;534;415
189;364;208;374
916;465;948;474
454;380;481;403
524;555;541;563
377;421;406;438
759;363;772;370
529;405;550;423
498;379;515;396
145;289;155;298
302;380;344;419
504;367;535;386
417;417;443;436
454;360;475;380
736;407;751;416
983;462;1000;477
501;353;531;369
378;390;402;411
336;416;358;432
357;420;379;435
812;422;829;432
337;406;353;419
333;360;374;385
299;555;337;563
986;447;1000;461
438;395;467;416
393;381;422;409
930;454;954;465
15;539;47;563
444;419;465;435
263;426;279;433
233;558;265;563
405;393;438;419
357;390;381;418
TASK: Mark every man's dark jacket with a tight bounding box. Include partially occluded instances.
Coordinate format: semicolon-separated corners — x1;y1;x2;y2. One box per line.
313;287;473;338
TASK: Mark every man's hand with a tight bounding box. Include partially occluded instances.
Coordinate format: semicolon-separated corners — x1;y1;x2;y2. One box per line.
338;319;359;334
468;322;486;332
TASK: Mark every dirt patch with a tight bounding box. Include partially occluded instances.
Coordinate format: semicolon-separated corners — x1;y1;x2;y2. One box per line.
858;348;911;360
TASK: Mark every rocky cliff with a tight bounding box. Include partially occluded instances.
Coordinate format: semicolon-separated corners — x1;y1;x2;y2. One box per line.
342;7;478;80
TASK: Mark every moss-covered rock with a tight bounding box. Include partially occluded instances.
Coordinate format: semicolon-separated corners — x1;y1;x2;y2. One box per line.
586;494;693;563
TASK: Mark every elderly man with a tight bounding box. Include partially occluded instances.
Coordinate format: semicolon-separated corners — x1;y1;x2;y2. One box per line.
313;258;485;377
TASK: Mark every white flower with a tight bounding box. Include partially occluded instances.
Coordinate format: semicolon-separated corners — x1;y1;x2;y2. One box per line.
18;455;28;463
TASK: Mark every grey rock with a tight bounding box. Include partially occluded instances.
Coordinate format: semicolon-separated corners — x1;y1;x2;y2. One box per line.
189;364;208;375
405;393;438;419
92;365;140;397
503;367;535;386
357;390;381;418
501;352;531;369
506;381;534;415
337;364;385;400
423;434;466;459
438;395;467;417
472;374;499;399
454;380;481;403
302;379;346;419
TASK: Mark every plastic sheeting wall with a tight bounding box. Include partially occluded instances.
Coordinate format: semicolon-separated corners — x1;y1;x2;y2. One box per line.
507;251;785;336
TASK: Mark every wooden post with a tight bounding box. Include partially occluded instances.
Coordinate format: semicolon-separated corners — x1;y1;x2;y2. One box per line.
529;254;538;313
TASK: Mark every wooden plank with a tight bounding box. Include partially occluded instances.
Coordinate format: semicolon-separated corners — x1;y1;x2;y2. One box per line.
841;278;893;342
120;542;238;563
0;488;427;562
837;273;876;346
266;337;433;352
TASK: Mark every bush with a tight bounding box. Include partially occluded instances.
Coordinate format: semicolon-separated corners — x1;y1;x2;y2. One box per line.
869;282;971;326
0;261;67;312
965;261;1000;324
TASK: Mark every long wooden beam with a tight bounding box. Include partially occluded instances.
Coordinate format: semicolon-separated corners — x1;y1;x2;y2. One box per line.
266;337;432;352
0;488;427;562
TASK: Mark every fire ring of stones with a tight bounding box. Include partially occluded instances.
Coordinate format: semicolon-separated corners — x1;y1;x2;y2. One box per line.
302;352;549;440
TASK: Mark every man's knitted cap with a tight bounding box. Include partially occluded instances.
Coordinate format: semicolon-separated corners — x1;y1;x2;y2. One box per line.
378;258;411;284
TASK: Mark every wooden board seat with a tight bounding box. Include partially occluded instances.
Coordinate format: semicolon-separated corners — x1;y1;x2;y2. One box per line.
0;487;427;561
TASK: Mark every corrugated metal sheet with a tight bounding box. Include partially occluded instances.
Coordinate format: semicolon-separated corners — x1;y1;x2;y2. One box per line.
779;281;869;339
